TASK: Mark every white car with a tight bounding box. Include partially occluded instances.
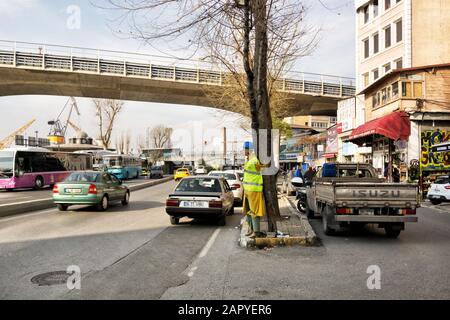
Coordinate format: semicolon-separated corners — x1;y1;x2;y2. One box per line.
208;170;243;205
428;175;450;205
194;166;207;175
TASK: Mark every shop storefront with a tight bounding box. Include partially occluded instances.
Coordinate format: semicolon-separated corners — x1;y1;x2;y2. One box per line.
348;111;411;181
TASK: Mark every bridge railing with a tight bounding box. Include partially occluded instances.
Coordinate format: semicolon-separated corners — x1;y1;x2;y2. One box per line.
0;40;356;97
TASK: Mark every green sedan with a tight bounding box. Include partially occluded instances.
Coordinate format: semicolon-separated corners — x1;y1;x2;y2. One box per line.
53;171;130;212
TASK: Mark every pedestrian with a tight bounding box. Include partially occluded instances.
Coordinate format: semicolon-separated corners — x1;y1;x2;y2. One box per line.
304;166;315;183
393;166;400;183
242;150;267;239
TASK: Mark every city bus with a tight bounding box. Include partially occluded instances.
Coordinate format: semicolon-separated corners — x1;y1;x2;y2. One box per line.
74;149;116;171
103;154;142;180
0;147;93;190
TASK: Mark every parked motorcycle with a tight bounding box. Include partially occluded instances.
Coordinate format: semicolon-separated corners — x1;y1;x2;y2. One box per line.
290;177;307;213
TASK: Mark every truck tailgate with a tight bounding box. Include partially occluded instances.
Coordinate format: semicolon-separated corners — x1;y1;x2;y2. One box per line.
333;182;419;208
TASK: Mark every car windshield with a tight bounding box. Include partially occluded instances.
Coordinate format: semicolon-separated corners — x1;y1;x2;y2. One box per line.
65;172;100;183
152;166;161;170
178;169;188;172
176;178;222;192
210;172;236;180
434;177;449;184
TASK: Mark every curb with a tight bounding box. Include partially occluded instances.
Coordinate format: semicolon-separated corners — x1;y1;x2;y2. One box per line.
0;176;172;218
283;196;317;244
238;196;317;248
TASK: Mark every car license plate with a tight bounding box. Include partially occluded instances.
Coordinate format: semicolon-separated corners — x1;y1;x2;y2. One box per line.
180;201;208;208
360;208;374;215
65;188;82;194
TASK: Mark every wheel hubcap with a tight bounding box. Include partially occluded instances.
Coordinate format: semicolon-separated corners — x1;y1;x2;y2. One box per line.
103;198;107;209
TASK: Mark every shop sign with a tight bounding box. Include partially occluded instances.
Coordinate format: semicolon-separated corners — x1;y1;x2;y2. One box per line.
421;128;450;170
337;97;356;133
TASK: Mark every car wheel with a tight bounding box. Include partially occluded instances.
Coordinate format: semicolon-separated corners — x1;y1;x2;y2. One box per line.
57;204;69;211
121;191;130;206
170;216;180;225
227;205;235;216
217;214;226;226
97;196;109;211
430;199;442;205
385;225;401;238
34;176;44;190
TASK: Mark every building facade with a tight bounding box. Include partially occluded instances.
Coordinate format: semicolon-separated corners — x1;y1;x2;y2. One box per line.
284;115;337;132
352;64;450;188
356;0;450;91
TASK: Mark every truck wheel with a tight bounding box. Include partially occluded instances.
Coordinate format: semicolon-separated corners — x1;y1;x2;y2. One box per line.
170;216;180;225
385;225;401;238
305;204;315;219
322;207;335;236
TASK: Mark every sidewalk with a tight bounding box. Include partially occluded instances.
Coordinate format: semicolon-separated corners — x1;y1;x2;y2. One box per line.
239;195;317;248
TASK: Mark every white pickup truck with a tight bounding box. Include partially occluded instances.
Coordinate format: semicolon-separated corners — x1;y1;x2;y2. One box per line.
306;163;419;238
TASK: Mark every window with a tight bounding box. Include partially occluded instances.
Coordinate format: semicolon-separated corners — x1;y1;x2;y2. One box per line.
373;0;379;17
402;82;412;97
385;26;392;48
413;82;423;98
363;5;369;24
372;68;379;81
383;63;391;74
385;0;391;10
363;73;369;87
363;38;370;58
396;19;403;42
392;82;399;98
373;33;379;54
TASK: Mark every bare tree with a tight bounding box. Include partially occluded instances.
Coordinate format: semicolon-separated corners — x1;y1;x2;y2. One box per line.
116;131;132;154
149;125;173;149
93;99;124;149
101;0;319;231
136;134;147;155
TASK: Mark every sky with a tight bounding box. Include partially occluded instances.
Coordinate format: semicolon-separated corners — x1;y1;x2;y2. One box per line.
0;0;356;154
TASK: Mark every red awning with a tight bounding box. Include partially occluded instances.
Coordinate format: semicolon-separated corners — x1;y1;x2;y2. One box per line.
349;111;411;143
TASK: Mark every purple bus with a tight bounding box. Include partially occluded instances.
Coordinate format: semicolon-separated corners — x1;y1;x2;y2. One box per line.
0;147;92;190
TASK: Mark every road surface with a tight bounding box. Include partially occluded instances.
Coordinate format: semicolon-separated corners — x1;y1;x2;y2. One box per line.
1;180;449;299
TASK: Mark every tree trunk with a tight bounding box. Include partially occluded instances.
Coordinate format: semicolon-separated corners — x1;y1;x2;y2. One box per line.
253;0;280;232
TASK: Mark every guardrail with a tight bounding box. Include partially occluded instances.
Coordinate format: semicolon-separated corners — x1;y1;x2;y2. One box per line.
0;40;356;98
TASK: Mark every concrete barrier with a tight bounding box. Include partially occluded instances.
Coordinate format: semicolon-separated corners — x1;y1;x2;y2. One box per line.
0;177;172;218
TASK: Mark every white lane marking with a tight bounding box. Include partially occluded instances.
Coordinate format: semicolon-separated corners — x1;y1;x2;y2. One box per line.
187;228;221;278
187;266;198;278
199;228;221;258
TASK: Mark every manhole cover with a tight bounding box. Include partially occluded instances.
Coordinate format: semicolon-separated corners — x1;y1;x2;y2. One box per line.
31;271;70;286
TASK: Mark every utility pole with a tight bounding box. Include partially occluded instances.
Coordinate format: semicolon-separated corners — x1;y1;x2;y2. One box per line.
222;127;227;167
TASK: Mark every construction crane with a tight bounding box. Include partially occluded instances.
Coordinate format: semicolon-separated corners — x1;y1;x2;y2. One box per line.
0;119;36;149
48;97;80;145
67;120;83;135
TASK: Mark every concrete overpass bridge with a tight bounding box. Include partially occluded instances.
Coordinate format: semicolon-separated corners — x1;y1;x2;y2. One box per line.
0;40;355;116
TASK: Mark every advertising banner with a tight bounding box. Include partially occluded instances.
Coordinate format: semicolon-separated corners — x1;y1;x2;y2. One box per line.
420;127;450;171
